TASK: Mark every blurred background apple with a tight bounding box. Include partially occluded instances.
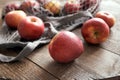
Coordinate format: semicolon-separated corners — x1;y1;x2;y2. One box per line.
2;1;21;19
5;10;27;29
95;11;116;28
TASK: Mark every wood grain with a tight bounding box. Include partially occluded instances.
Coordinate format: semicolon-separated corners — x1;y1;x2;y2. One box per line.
27;45;102;80
0;58;58;80
27;37;120;80
27;0;120;80
0;0;120;80
0;0;58;80
98;0;120;55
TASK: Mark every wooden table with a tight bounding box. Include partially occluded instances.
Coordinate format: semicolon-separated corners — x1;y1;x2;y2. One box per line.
0;0;120;80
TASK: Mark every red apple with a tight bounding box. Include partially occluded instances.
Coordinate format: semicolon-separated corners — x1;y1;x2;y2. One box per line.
5;10;27;29
44;0;61;15
95;11;116;28
64;0;81;14
19;0;40;12
81;18;110;44
48;31;84;63
17;16;44;40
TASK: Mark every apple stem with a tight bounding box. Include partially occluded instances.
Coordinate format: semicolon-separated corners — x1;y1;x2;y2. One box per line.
94;31;99;38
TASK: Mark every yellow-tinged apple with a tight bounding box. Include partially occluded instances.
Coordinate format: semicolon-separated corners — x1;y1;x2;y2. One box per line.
95;11;116;28
81;18;110;44
5;10;27;29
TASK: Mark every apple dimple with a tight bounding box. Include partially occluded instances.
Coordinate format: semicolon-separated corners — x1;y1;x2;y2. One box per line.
104;12;109;15
31;17;37;22
94;31;99;38
18;16;45;40
85;27;100;41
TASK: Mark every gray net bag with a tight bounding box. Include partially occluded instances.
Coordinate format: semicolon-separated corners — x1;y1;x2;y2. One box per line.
0;0;101;62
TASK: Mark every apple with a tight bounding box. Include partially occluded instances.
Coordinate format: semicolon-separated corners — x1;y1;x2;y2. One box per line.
2;1;21;19
64;0;81;14
44;0;61;15
48;31;84;63
19;0;40;12
95;11;116;28
5;10;27;29
17;16;45;40
81;18;110;44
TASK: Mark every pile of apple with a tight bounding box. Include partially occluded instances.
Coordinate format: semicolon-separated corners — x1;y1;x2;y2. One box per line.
43;0;98;15
2;0;116;63
5;10;45;40
48;11;116;63
2;0;97;18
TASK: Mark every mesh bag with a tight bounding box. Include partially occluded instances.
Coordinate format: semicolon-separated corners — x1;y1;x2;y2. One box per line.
0;0;101;62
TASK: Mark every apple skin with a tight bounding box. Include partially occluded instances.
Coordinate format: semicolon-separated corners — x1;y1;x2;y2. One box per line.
95;11;115;28
64;0;81;14
48;31;84;63
19;0;40;12
44;0;61;15
17;16;44;40
5;10;27;29
81;18;110;44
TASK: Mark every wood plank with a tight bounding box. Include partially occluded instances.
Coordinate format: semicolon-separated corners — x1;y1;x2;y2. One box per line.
0;0;120;80
0;1;58;80
27;28;120;79
0;57;58;80
0;42;58;79
74;0;120;55
95;0;120;55
72;0;120;56
27;0;120;79
76;41;120;77
27;45;102;80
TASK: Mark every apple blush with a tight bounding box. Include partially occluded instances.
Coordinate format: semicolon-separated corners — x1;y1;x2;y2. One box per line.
48;31;84;63
64;0;81;14
17;16;44;40
19;0;40;12
81;18;110;44
95;11;116;28
5;10;27;29
44;0;61;15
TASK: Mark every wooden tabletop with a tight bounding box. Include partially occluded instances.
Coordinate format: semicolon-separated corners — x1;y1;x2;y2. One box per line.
0;0;120;80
